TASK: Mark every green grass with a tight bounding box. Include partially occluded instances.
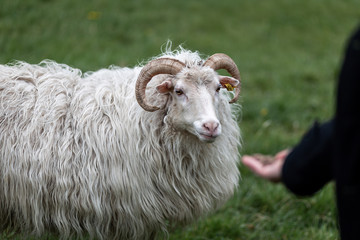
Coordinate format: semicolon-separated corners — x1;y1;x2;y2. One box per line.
1;0;360;239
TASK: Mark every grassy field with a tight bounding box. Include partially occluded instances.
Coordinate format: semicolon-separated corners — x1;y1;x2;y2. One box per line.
1;0;360;239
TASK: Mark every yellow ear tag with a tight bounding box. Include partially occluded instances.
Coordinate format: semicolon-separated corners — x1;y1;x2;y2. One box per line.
224;83;234;91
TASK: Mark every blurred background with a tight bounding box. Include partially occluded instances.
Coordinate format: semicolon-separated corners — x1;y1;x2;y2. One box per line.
1;0;359;239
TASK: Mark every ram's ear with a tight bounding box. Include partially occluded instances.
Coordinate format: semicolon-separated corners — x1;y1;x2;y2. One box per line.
219;76;239;91
156;80;173;93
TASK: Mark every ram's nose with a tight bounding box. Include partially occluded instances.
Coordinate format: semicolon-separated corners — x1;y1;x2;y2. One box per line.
203;121;220;136
196;120;221;142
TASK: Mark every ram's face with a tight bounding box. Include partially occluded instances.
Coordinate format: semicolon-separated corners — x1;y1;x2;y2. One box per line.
157;68;221;142
135;53;241;143
156;68;238;143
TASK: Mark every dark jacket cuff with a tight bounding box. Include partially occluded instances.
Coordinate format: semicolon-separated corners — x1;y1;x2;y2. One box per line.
282;120;334;196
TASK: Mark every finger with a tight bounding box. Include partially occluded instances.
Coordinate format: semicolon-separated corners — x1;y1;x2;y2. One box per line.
242;155;283;182
242;155;266;174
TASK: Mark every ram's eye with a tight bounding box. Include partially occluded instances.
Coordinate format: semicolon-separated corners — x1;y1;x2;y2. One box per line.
175;89;184;96
216;85;221;92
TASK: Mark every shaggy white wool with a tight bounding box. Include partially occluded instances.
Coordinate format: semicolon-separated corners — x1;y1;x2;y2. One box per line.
0;48;241;240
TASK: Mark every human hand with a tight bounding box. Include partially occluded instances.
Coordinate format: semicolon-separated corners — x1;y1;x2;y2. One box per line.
241;149;290;183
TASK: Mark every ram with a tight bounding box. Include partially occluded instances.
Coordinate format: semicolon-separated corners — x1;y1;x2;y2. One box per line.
0;47;241;239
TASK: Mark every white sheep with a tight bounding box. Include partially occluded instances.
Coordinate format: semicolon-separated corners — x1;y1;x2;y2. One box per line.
0;46;241;239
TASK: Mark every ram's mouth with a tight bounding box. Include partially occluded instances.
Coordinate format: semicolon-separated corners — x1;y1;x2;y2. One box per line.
198;132;218;143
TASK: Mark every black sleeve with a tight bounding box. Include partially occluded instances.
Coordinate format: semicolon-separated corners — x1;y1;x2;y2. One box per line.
281;119;334;196
333;26;360;240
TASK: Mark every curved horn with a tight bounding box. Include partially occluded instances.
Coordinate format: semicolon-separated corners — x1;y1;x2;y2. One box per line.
203;53;241;103
135;58;185;112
